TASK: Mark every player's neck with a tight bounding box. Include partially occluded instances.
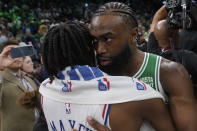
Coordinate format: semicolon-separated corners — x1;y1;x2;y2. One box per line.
121;49;145;77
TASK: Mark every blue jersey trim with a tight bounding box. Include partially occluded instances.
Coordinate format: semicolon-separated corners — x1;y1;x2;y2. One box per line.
104;104;111;126
67;70;80;80
77;66;95;81
90;67;104;78
58;71;65;80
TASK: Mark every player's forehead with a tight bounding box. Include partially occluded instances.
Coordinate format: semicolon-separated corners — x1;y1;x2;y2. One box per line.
90;15;126;36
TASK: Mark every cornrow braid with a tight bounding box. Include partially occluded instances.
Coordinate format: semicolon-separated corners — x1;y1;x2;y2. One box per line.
93;2;138;29
42;21;95;81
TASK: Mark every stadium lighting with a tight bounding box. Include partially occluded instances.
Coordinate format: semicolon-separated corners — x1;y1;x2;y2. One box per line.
85;3;88;7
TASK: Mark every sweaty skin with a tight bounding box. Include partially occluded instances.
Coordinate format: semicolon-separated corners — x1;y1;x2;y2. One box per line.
89;14;197;131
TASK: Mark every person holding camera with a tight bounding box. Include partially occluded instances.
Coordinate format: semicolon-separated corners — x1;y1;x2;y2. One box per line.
148;0;197;97
0;40;37;131
147;20;179;59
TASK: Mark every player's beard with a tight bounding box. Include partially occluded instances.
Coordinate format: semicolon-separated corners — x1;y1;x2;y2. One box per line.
98;44;132;76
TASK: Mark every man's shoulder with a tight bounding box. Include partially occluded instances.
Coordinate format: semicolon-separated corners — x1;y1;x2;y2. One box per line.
159;57;192;94
160;57;187;76
1;70;16;80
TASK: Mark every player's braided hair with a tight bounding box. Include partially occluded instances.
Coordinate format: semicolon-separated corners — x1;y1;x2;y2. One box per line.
93;2;138;29
42;21;95;81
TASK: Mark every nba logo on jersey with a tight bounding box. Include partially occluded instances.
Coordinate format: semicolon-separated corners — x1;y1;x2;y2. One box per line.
97;78;110;91
136;81;147;90
65;103;71;114
62;81;72;92
42;80;51;87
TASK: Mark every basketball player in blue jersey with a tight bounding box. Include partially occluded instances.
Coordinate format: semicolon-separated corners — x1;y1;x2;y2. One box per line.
34;21;176;131
88;2;197;131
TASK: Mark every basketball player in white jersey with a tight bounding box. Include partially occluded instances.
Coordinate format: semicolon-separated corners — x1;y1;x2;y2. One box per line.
88;2;197;131
39;21;175;131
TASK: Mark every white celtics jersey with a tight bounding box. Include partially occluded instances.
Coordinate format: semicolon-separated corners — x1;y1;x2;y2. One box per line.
39;65;164;131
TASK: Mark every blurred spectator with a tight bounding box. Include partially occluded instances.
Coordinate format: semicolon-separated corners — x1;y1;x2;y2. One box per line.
178;29;197;95
21;56;46;86
0;0;163;79
33;61;46;83
0;27;7;44
149;4;197;97
136;32;147;52
0;40;37;131
6;31;15;40
21;56;40;85
23;29;37;48
179;30;197;54
35;24;48;44
22;29;40;60
21;56;48;131
15;28;24;41
21;56;33;73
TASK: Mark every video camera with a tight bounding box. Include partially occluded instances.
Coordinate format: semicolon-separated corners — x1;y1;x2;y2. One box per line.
166;0;197;30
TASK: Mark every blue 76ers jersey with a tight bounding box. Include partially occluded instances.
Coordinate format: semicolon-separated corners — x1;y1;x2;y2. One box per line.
41;95;111;131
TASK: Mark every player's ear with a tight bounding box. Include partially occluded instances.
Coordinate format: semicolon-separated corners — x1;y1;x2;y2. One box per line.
130;27;138;44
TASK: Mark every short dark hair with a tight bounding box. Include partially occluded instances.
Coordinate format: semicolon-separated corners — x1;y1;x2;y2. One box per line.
92;2;138;29
0;40;19;53
42;21;95;80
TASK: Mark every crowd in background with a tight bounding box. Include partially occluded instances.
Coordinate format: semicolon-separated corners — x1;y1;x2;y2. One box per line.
1;0;197;91
0;1;165;130
0;0;163;83
0;0;197;131
0;0;166;81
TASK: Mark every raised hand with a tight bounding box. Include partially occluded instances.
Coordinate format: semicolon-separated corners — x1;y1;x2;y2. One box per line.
0;45;16;69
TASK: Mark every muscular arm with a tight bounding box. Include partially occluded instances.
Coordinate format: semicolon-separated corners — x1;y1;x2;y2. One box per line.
160;59;197;131
109;102;143;131
149;5;168;34
109;99;175;131
141;99;175;131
